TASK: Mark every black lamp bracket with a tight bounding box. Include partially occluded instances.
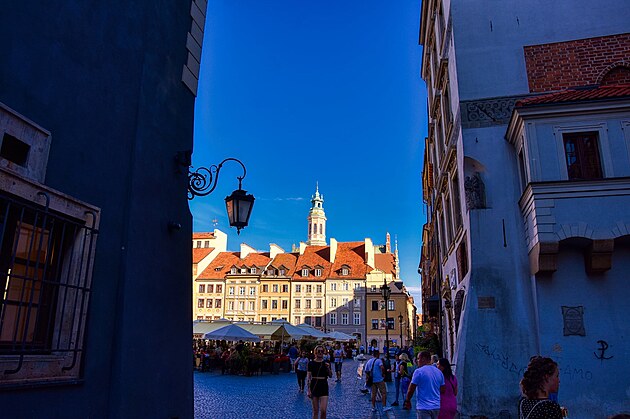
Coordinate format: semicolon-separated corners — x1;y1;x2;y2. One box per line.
188;157;247;200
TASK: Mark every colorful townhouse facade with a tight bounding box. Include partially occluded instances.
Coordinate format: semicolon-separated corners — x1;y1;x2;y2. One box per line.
193;187;418;347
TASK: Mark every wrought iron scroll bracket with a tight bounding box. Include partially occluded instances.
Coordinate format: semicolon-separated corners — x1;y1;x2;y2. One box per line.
187;157;247;200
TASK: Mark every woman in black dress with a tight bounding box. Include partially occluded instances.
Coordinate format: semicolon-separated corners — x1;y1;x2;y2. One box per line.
519;356;563;418
307;345;333;419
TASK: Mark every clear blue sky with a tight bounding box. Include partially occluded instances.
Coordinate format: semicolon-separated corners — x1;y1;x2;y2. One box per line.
190;0;428;308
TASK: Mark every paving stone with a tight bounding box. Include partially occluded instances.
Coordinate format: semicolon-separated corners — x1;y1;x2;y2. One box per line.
195;359;417;419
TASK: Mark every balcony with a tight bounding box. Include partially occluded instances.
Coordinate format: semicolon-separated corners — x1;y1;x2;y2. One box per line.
520;178;630;274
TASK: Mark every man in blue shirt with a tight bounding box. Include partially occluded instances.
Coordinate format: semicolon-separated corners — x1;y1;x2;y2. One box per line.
403;351;445;418
364;349;392;412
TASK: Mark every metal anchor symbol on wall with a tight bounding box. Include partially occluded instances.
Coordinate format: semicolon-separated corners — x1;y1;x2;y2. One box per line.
594;340;613;360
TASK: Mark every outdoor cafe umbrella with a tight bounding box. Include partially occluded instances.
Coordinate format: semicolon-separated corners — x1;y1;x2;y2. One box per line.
326;330;355;342
270;319;309;340
203;323;261;342
193;318;231;338
296;323;328;339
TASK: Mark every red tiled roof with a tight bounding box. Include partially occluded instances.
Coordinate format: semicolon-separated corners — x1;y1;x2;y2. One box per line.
330;242;371;278
193;232;216;239
293;246;332;281
193;247;214;264
269;253;299;276
240;252;271;268
516;84;630;107
198;252;240;279
374;253;396;275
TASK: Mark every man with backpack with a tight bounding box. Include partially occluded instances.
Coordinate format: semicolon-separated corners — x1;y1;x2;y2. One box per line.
364;349;392;412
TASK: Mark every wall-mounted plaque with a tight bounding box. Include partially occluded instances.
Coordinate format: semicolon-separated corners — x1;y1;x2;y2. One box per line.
562;306;586;336
478;296;495;309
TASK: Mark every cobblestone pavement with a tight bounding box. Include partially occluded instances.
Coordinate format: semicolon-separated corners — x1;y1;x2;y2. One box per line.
195;359;418;419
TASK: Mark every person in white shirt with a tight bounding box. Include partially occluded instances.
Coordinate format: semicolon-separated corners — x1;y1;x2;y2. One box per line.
403;351;445;419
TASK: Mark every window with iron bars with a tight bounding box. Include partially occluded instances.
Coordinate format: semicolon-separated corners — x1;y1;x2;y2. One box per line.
0;178;99;387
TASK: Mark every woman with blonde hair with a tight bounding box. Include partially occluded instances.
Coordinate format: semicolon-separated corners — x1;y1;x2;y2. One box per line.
398;353;412;405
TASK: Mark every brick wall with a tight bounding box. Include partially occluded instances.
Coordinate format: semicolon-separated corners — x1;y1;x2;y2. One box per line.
524;33;630;92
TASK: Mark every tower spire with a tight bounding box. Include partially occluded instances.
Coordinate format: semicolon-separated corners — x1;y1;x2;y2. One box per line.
394;235;400;279
306;182;327;245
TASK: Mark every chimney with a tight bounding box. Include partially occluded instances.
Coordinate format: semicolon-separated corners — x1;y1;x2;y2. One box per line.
330;238;337;263
299;242;307;255
213;228;228;252
270;243;284;259
240;243;257;259
364;237;374;268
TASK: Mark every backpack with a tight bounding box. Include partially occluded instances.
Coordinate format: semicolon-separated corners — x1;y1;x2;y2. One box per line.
365;359;376;386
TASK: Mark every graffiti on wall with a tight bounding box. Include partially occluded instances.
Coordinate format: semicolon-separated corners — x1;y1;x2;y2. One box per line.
594;340;613;361
475;343;594;382
475;343;525;378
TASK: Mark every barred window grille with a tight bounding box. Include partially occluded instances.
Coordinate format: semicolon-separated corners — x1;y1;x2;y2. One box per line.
0;189;98;379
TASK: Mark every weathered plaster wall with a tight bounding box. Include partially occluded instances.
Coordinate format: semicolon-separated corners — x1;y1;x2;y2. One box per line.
0;1;194;417
535;241;630;416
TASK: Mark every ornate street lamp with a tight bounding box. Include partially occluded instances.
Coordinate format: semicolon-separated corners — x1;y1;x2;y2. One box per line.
380;278;391;358
398;313;403;347
188;157;255;234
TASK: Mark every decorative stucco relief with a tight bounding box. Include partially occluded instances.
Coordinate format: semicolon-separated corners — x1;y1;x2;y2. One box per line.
461;96;530;129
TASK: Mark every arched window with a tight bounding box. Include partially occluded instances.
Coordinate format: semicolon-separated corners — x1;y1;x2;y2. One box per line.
599;65;630;86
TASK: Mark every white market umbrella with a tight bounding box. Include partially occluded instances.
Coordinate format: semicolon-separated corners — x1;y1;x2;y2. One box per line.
296;323;328;339
270;319;309;339
203;323;261;342
326;331;355;342
193;318;232;338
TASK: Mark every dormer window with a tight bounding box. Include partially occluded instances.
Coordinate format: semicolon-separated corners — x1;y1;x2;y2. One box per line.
341;267;349;276
250;267;257;274
315;268;322;277
301;268;309;277
230;267;237;274
279;269;286;276
240;267;247;274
